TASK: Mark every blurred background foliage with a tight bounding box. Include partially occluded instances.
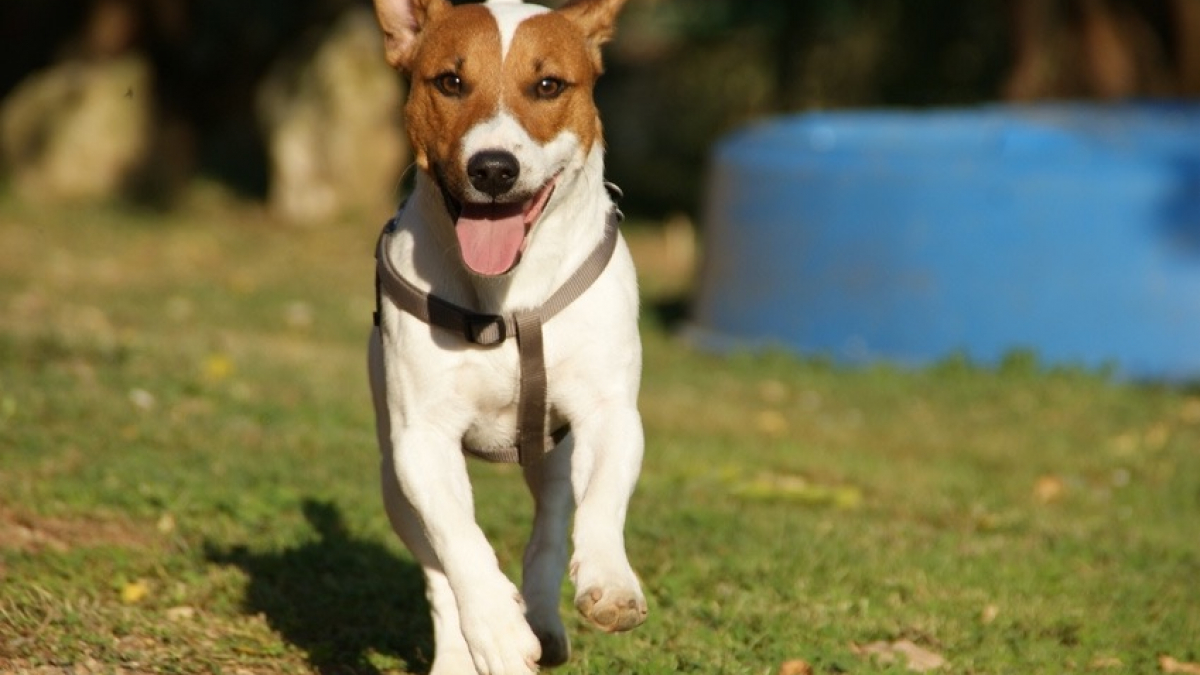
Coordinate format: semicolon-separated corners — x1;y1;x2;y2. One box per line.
1;0;1197;219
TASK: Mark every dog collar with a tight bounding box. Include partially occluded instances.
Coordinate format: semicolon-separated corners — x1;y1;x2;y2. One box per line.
373;184;623;465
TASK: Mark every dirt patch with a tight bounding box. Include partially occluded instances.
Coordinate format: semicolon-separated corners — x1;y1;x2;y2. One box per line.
0;659;136;675
0;508;159;553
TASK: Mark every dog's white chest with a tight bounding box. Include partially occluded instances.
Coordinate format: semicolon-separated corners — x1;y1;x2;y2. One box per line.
390;318;567;455
457;351;523;450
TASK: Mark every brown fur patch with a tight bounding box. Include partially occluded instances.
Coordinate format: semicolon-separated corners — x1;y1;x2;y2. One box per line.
404;4;503;179
504;11;603;150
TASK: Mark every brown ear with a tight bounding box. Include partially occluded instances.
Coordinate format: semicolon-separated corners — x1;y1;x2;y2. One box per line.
559;0;629;51
372;0;451;71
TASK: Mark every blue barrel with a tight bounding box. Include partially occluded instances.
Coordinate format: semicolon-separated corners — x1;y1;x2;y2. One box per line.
691;104;1200;380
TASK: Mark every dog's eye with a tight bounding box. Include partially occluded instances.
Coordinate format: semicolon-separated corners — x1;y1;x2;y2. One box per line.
533;77;567;100
433;72;465;97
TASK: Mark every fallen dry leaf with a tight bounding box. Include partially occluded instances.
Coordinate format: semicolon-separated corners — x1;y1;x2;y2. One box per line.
1161;656;1200;674
731;472;863;509
1033;475;1066;504
778;659;814;675
166;605;196;621
980;604;1000;625
128;388;156;411
203;353;234;383
120;579;149;604
853;639;947;672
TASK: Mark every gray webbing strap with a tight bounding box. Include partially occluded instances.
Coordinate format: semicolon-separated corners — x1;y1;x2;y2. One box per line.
513;311;546;462
375;204;621;465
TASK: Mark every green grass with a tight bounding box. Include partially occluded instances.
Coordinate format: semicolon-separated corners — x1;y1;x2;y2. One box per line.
1;195;1198;674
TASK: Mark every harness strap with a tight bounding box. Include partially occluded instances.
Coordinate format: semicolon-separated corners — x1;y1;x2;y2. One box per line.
514;311;547;461
374;197;622;466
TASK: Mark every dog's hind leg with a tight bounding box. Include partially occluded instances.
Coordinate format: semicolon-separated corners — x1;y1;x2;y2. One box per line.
521;436;575;667
568;406;648;633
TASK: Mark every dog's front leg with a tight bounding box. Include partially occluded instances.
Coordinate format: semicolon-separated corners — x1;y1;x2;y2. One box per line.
387;426;543;675
371;331;540;675
380;455;477;675
568;406;649;633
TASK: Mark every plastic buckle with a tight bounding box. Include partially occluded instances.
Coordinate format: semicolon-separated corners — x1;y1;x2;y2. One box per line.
466;315;507;346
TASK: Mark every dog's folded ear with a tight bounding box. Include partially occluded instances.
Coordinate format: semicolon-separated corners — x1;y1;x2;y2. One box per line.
559;0;629;68
373;0;451;71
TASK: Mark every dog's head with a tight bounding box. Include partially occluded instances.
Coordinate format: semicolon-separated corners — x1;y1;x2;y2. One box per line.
371;0;627;276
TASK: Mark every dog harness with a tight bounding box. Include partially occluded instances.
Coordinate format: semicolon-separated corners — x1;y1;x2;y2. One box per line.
373;185;623;466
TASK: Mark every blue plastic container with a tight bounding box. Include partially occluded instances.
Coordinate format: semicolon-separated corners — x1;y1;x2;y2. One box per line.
691;104;1200;380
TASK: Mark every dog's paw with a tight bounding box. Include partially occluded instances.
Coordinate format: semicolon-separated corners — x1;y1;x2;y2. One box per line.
574;584;647;632
459;588;542;675
570;558;647;633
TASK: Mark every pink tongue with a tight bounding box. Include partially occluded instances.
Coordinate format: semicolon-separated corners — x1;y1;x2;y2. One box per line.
455;202;527;276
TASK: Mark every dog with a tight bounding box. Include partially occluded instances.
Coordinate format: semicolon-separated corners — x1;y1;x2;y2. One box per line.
365;1;645;673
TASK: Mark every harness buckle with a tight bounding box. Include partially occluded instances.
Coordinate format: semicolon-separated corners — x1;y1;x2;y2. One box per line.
465;314;507;346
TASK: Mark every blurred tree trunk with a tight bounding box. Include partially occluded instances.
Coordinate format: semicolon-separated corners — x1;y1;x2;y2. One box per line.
1004;0;1194;99
85;0;139;57
772;3;814;111
1178;0;1200;95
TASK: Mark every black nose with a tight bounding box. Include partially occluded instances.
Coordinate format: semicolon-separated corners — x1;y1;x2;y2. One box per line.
467;150;520;197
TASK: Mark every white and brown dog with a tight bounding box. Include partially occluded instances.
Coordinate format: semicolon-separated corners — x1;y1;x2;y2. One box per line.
366;1;645;673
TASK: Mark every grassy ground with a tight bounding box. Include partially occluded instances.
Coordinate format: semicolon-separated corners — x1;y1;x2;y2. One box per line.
1;195;1198;675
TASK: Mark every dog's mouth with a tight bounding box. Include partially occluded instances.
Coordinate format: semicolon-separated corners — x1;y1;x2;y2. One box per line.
442;176;558;277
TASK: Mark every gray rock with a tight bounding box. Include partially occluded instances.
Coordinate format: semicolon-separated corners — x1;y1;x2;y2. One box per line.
258;8;409;225
1;55;153;203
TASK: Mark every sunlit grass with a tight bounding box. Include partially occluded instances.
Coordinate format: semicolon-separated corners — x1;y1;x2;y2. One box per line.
1;196;1198;674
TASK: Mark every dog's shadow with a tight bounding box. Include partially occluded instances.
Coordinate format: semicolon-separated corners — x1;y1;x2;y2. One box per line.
205;499;433;675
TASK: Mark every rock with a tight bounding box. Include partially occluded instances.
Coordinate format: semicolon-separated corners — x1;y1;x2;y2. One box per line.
1;55;153;203
258;8;408;225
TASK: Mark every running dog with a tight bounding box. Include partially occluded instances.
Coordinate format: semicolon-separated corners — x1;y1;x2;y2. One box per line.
366;1;645;673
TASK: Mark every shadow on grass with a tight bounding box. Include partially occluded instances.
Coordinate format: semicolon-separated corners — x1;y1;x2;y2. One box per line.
206;499;432;675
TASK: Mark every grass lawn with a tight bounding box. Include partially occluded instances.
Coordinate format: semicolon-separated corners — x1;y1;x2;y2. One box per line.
1;195;1198;674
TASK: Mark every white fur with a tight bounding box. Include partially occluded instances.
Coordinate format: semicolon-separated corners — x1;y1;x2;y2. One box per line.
369;3;646;673
458;111;579;210
486;0;550;60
